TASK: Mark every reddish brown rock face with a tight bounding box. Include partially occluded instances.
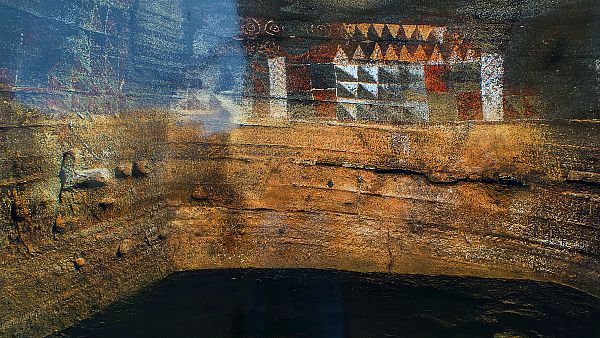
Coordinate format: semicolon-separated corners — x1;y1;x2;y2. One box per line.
3;101;598;337
0;0;599;337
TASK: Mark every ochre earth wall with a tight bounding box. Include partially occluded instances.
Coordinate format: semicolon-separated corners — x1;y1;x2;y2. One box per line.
2;100;597;337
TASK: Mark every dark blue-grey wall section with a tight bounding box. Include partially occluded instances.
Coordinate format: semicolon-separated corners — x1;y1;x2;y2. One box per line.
0;0;246;113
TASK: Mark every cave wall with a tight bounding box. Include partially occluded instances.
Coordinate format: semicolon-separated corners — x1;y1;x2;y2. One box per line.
0;0;599;337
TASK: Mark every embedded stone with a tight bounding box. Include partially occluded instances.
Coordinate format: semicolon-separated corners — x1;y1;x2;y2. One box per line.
73;258;86;270
191;185;210;201
98;198;116;211
67;168;113;189
52;214;66;234
114;163;133;178
567;170;600;185
116;240;133;257
132;161;151;178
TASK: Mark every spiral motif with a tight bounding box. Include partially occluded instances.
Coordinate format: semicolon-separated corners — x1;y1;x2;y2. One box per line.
310;24;331;37
244;43;258;53
259;40;279;54
241;18;260;37
265;20;283;36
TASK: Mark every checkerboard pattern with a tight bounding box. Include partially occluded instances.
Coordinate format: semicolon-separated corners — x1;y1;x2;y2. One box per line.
242;20;506;124
333;63;430;122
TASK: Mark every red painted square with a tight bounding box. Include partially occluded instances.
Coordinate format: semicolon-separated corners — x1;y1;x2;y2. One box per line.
251;59;267;73
312;89;337;118
456;91;483;120
314;102;336;118
309;43;338;63
312;89;336;102
286;64;312;92
424;65;450;93
253;76;267;95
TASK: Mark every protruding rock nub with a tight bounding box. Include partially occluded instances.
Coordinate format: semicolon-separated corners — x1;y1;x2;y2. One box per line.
116;239;132;257
114;163;133;178
191;185;210;201
67;168;113;190
132;161;151;178
73;257;86;270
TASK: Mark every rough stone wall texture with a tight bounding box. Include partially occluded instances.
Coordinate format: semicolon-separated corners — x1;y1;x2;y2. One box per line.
0;0;599;337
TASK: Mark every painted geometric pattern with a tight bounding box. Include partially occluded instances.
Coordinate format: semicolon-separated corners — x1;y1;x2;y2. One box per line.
248;59;485;122
481;53;504;121
247;58;488;122
335;63;426;102
336;102;430;123
333;43;477;64
240;21;506;123
341;23;447;43
268;57;287;99
334;62;429;122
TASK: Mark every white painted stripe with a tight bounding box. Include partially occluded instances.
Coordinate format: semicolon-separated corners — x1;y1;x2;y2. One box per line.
481;53;504;121
269;99;288;119
268;57;287;99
